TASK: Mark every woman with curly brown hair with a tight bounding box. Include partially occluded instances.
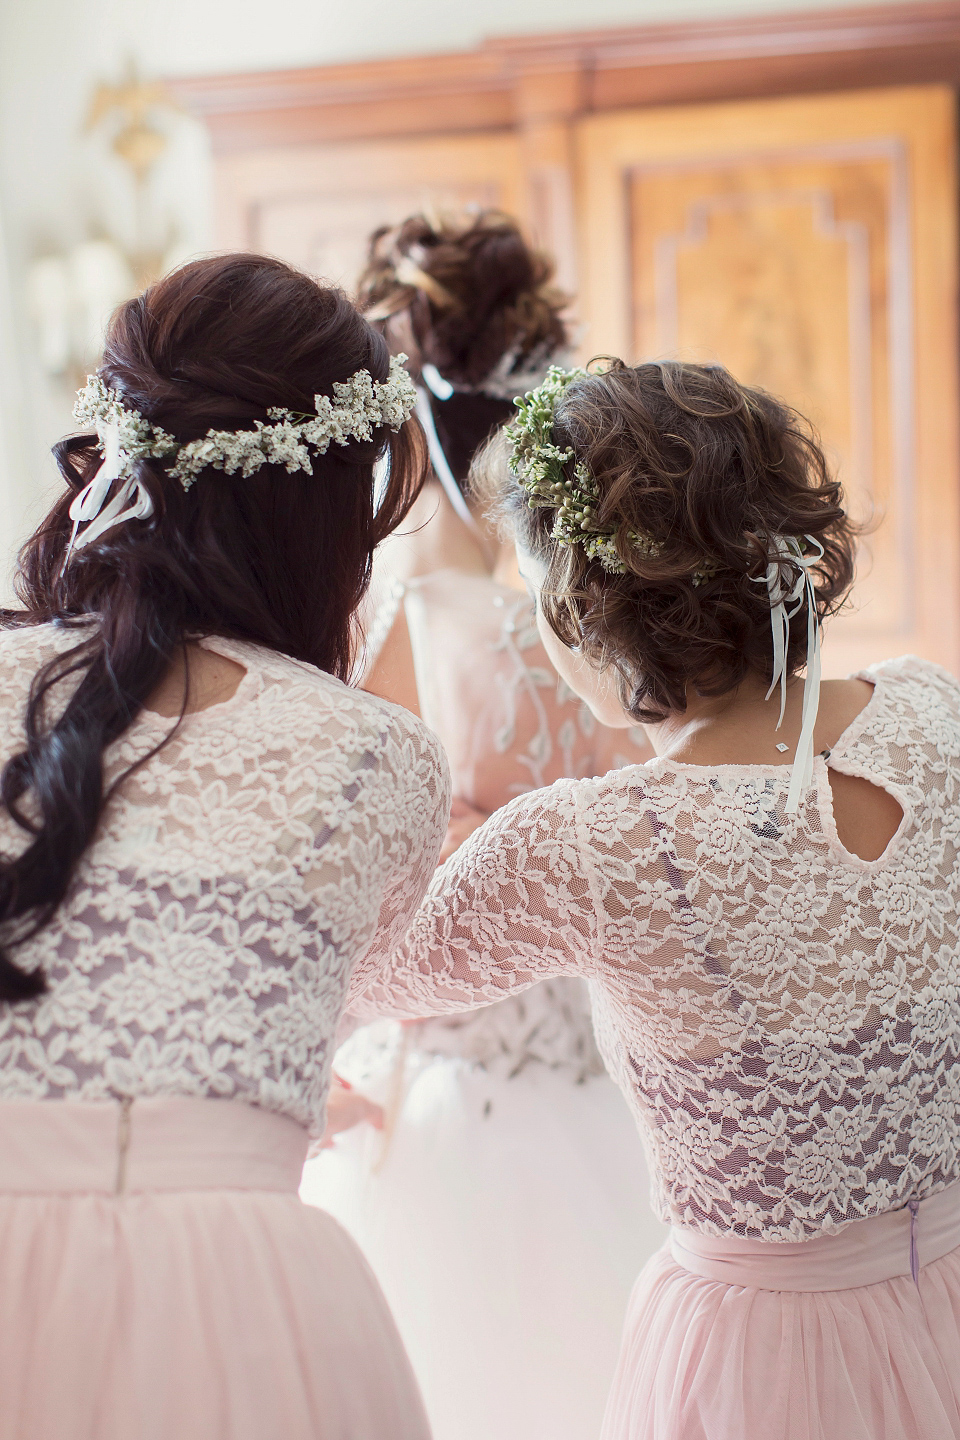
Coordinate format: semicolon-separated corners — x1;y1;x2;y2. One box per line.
0;253;450;1440
305;215;666;1440
353;359;960;1439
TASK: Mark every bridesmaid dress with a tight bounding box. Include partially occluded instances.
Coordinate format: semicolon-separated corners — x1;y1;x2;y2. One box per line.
302;570;668;1440
0;622;451;1440
350;654;960;1440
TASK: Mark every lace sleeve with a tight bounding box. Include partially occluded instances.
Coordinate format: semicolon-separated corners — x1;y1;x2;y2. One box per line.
333;704;453;1004
348;778;601;1020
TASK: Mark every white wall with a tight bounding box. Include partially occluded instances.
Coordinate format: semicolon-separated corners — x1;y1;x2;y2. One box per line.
0;0;927;566
0;205;31;591
0;0;921;84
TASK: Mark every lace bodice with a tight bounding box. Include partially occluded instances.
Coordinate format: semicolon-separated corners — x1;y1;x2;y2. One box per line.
0;623;450;1135
353;656;960;1239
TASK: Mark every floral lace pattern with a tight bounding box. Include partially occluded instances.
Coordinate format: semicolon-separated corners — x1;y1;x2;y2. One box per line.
352;656;960;1239
399;572;648;1080
0;624;450;1135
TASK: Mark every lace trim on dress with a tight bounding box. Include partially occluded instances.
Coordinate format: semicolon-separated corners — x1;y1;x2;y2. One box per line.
351;655;960;1240
0;623;451;1136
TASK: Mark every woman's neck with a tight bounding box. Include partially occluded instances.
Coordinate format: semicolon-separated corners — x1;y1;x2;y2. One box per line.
144;644;246;718
644;673;875;767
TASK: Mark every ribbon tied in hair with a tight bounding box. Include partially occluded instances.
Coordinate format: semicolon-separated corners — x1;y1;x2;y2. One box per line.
66;422;155;561
752;534;825;814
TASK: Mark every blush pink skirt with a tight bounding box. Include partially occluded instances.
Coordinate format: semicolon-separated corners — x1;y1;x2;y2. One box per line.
0;1097;431;1440
602;1184;960;1440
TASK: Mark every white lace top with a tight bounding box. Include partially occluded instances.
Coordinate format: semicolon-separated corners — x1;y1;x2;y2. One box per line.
354;656;960;1240
0;624;450;1135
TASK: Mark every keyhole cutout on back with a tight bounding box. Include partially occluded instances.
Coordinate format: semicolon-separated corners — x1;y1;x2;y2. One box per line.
145;647;247;718
825;766;904;862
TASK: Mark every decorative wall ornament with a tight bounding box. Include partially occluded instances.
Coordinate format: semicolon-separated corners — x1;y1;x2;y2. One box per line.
27;63;182;383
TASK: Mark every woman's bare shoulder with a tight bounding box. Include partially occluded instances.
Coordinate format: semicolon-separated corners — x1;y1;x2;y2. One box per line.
376;481;488;585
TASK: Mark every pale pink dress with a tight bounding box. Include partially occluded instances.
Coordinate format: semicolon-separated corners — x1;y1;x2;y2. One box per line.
0;623;451;1440
305;570;666;1440
353;655;960;1439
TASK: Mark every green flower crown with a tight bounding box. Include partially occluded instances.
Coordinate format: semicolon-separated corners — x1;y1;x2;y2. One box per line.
505;364;714;584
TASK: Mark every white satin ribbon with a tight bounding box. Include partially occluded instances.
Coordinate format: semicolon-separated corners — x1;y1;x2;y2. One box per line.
63;421;155;564
420;363;454;401
753;534;824;815
414;385;482;538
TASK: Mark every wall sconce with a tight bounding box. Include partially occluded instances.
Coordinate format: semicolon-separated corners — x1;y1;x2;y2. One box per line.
27;63;180;383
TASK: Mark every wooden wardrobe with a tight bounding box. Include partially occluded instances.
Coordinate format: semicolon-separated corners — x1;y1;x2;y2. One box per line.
172;2;960;675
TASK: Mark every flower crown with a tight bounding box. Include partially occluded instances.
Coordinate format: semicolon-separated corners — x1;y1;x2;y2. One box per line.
73;354;417;493
505;364;715;584
505;363;829;816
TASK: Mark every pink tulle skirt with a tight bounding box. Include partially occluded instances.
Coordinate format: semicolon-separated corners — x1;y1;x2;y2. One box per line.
602;1184;960;1440
0;1097;430;1440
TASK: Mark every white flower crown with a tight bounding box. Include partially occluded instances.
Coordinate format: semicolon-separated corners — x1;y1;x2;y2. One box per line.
73;354;417;492
64;355;417;561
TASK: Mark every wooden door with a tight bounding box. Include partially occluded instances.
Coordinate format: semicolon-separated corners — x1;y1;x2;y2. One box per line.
214;131;524;294
576;86;960;676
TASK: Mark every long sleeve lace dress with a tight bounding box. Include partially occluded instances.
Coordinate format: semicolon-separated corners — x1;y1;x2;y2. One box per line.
302;570;667;1440
0;623;450;1440
351;655;960;1440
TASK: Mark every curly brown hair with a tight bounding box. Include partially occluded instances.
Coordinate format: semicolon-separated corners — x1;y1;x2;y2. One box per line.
357;209;568;386
356;211;569;487
482;360;857;723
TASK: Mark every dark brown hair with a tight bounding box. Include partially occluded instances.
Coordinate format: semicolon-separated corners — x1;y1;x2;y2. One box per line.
486;360;856;723
357;210;569;485
0;252;427;1002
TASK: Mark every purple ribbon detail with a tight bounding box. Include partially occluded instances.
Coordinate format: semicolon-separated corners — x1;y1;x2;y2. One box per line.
907;1198;920;1285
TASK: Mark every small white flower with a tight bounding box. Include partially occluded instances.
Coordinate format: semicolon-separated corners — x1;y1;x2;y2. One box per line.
74;354;417;498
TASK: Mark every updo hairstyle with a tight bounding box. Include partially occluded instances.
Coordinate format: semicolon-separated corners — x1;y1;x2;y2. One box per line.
357;210;569;485
486;360;856;723
0;253;427;1001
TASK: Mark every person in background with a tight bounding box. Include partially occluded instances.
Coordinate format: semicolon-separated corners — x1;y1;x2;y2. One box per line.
303;212;667;1440
351;359;960;1440
0;253;449;1440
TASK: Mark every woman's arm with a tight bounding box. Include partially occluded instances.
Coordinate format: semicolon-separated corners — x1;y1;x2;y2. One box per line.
347;778;600;1022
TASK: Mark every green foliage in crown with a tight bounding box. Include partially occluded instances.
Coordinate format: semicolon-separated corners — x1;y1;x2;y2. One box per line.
505;365;662;576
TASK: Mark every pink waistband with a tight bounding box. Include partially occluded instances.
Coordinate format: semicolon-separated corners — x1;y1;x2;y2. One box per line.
0;1098;308;1196
669;1183;960;1291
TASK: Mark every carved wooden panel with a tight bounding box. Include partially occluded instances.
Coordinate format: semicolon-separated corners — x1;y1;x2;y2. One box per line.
576;86;960;675
214;132;524;294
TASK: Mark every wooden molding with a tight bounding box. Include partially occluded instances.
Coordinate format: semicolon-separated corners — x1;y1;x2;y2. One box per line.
168;52;515;151
167;1;960;151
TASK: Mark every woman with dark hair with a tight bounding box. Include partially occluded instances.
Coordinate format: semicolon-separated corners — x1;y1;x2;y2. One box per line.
357;207;571;709
0;253;450;1439
352;360;960;1439
304;214;665;1440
